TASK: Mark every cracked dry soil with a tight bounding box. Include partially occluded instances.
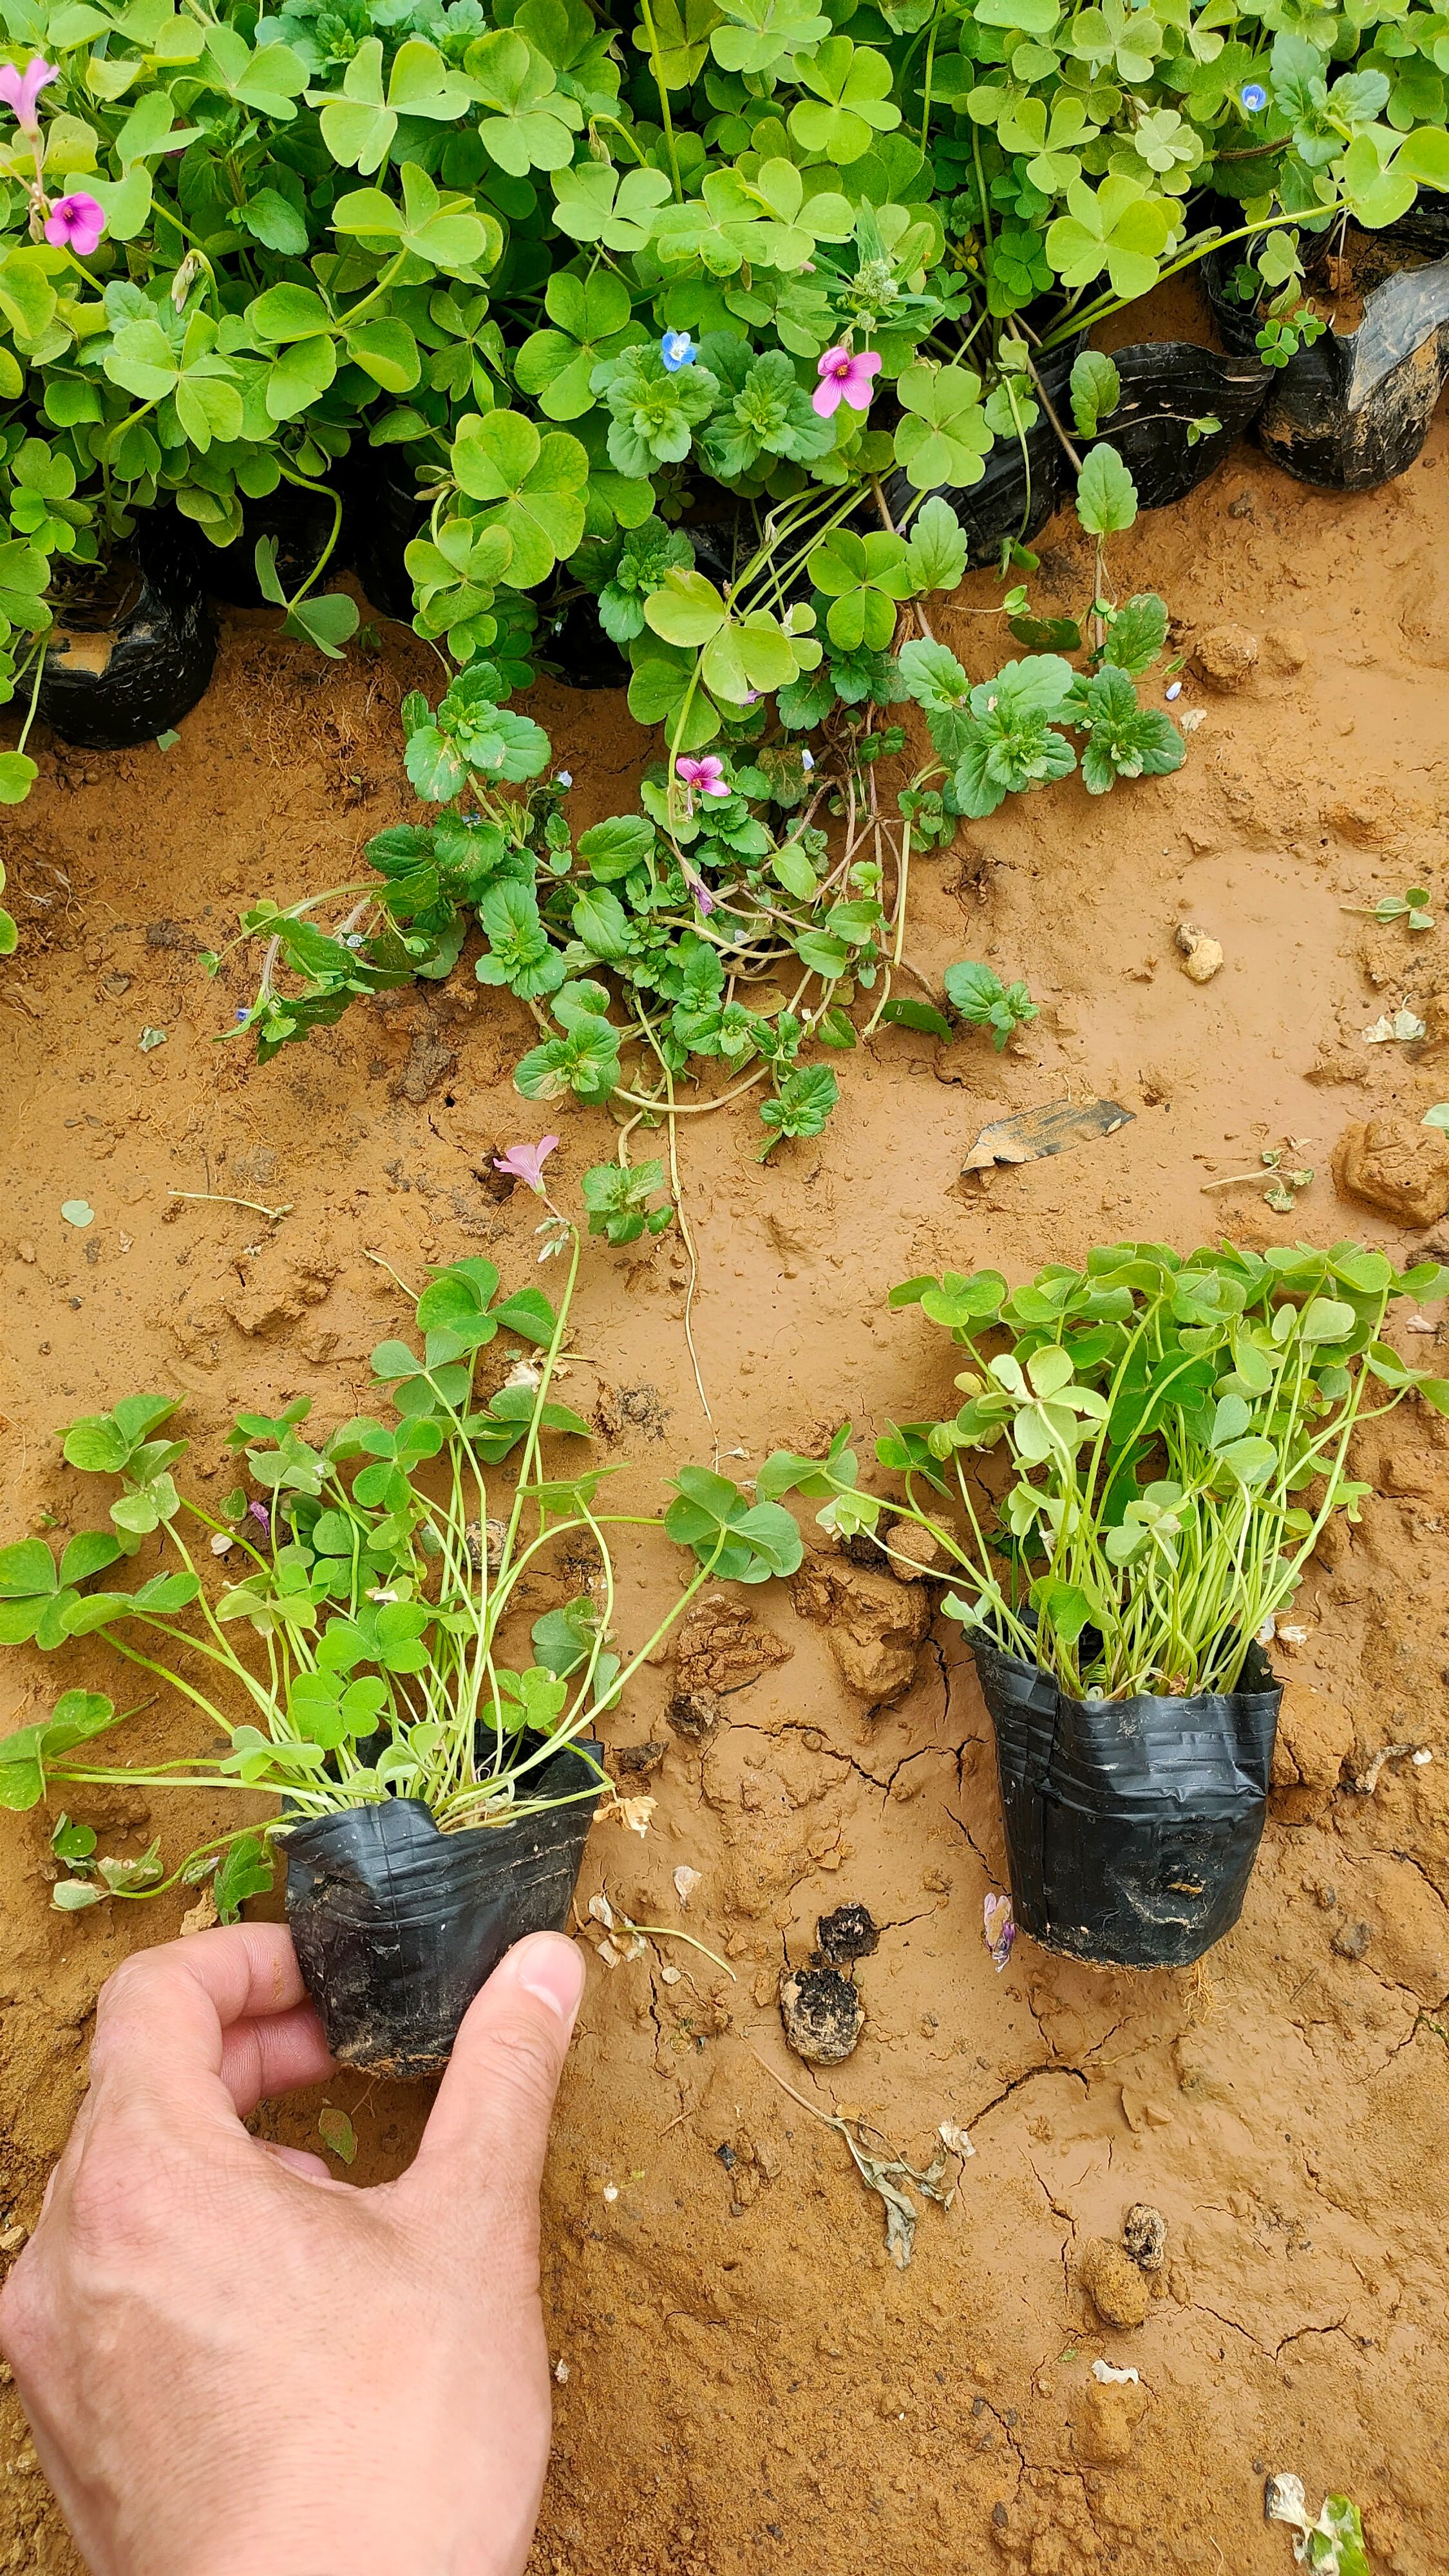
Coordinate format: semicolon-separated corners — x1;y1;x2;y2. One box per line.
5;362;1449;2573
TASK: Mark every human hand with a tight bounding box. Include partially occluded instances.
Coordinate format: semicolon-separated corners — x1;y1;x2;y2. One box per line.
0;1920;587;2576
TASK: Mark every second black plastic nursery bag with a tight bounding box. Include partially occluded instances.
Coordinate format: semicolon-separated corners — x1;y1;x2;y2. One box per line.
971;1636;1280;1970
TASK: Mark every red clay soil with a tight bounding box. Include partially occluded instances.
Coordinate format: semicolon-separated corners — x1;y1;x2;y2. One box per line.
4;377;1449;2576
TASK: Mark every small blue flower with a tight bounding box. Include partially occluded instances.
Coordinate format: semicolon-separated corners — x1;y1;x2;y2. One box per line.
661;329;695;373
1240;80;1268;112
234;1006;250;1022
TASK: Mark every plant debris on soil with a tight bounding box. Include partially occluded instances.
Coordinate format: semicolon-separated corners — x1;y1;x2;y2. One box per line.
4;355;1449;2575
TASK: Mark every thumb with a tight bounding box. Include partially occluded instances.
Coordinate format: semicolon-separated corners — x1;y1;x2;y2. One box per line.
405;1933;586;2226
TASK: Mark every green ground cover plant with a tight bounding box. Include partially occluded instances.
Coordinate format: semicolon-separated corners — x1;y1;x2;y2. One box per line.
0;0;1444;1109
0;1147;801;1909
758;1240;1449;1698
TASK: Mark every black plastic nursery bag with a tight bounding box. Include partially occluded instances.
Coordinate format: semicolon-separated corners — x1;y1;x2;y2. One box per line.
878;335;1085;571
1097;340;1272;509
1205;236;1449;491
971;1638;1280;1971
37;510;216;751
285;1737;604;2078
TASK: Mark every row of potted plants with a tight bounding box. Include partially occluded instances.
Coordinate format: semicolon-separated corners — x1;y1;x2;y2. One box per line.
0;0;1445;1139
3;1191;1445;2054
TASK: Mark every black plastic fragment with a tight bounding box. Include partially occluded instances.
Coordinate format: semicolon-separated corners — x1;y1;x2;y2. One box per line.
37;511;216;751
1204;230;1449;491
285;1736;604;2077
971;1636;1280;1969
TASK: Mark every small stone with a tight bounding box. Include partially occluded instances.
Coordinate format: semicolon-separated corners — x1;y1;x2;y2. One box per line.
15;1242;35;1265
1191;623;1258;692
815;1902;880;1965
779;1964;864;2065
1122;2203;1168;2272
1175;922;1224;983
667;1688;723;1741
1079;2237;1152;2329
1332;1115;1449;1229
0;2225;26;2255
1332;1920;1372;1960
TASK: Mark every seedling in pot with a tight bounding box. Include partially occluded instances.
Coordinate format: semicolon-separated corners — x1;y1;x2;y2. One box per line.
769;1242;1449;1701
0;1157;802;1935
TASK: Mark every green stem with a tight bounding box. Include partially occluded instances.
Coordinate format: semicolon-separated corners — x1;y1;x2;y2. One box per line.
635;0;683;202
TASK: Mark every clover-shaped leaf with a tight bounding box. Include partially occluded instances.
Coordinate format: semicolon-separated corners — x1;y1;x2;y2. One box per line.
332;163;497;278
630;0;723;88
1044;173;1178;299
789;37;900;162
468;27;583;173
807;528;914;653
515;267;643;421
712;0;830;74
893;362;994;491
549;160;672;247
450;410;589;586
664;1465;804;1582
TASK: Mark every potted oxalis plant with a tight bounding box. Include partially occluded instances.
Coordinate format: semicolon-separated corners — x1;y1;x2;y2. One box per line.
0;1148;801;2072
759;1238;1449;1969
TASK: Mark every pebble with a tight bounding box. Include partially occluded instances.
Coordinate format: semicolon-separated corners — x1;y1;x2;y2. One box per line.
1176;922;1224;983
1332;1920;1372;1960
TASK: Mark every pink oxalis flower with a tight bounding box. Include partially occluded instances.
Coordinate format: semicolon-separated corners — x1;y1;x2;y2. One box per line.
813;345;881;419
493;1136;560;1195
44;192;105;254
674;753;728;802
0;55;57;134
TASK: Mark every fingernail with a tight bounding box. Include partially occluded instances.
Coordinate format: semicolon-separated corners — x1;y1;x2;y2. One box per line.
508;1935;586;2028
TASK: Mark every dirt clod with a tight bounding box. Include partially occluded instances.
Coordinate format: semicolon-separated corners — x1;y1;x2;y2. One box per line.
1332;1920;1373;1960
814;1902;880;1965
1271;1682;1355;1824
675;1592;793;1696
880;1514;949;1579
779;1964;864;2065
612;1741;665;1776
667;1689;723;1742
1079;2238;1152;2328
1122;2203;1168;2272
1175;922;1224;983
1332;1113;1449;1227
1191;623;1259;690
1074;2377;1150;2465
790;1555;930;1704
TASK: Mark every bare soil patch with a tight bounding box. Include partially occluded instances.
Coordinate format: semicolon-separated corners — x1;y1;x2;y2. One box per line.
4;386;1449;2575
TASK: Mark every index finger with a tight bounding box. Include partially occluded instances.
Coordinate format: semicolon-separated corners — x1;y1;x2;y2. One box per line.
87;1923;333;2128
